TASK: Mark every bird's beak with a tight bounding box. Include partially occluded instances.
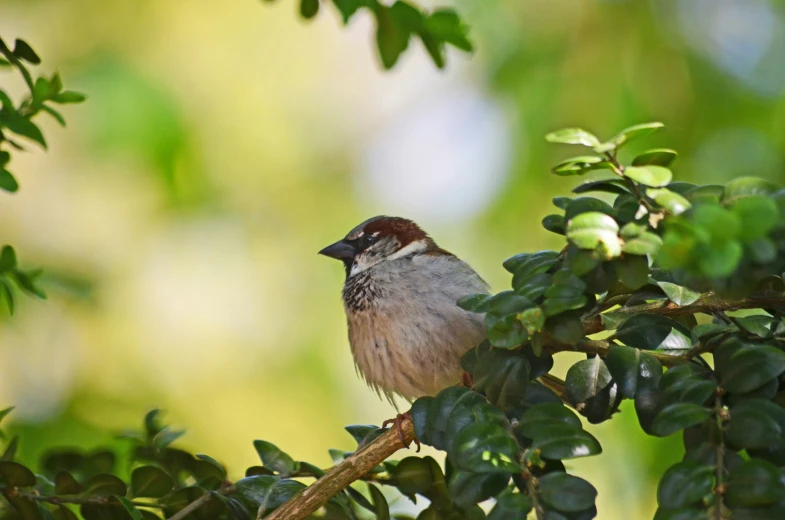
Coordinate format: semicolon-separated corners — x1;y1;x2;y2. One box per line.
318;240;356;261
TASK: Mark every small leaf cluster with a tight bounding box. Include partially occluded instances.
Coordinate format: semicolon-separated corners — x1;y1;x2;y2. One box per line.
264;0;472;70
0;245;46;315
0;36;86;193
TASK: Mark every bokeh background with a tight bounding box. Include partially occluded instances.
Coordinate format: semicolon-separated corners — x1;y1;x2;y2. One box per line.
2;0;785;517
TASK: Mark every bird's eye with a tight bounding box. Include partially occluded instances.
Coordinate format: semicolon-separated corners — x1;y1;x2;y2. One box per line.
362;234;377;247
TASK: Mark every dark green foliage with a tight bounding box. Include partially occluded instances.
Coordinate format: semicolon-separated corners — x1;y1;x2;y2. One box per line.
264;0;472;70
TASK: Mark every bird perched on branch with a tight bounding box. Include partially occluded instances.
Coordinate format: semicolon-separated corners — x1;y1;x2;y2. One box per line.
319;216;489;403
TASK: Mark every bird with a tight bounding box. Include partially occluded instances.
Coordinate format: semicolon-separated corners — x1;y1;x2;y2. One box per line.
319;216;489;411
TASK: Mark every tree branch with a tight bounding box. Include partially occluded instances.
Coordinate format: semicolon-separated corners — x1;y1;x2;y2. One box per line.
265;418;415;520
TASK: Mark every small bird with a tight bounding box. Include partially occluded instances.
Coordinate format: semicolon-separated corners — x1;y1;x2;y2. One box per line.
319;216;489;403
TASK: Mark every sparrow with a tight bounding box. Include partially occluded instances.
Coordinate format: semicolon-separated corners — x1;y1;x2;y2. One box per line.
319;216;489;403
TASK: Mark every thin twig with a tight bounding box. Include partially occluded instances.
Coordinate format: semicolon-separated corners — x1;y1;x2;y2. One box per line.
714;391;727;520
167;485;234;520
264;417;415;520
519;450;544;520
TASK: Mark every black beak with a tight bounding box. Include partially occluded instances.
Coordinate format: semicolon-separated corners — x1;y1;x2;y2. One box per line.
318;240;356;261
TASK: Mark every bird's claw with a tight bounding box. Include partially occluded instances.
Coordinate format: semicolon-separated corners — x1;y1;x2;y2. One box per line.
382;412;420;452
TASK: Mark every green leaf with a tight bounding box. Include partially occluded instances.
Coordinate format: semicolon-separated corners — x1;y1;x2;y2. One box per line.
457;293;491;313
13;39;41;64
41;105;67;126
332;0;362;24
632;149;678;167
450;422;521;473
623;165;672;187
486;313;528;349
545;313;584;345
564;197;615;220
566;212;621;260
532;426;601;460
615;255;650;289
518;403;582;439
299;0;319;19
720;345;785;394
2;115;47;148
425;9;473;52
615;315;691;354
608;122;665;149
487;291;533;315
545;128;601;147
725;459;785;507
730;195;779;242
565;357;612;404
0;460;37;487
117;497;144;520
700;239;743;279
541;214;565;235
551;156;608;176
656;282;700;306
51;91;86;104
131;466;174;498
84;473;127;497
447;471;509;508
622;231;663;256
367;483;390;520
734;315;774;339
647;188;691;215
723;176;781;202
656;461;714;509
573;179;631;196
375;4;411;69
54;471;83;494
519;307;545;336
537;472;597;513
0;246;17;272
487;492;533;519
605;346;640;399
253;440;297;474
651;403;710;437
0;168;20;192
542;270;588;316
471;348;530;412
344;424;383;446
726;400;782;449
390;456;434;495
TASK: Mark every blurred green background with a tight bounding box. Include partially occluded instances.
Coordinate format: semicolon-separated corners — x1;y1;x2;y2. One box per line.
2;0;785;517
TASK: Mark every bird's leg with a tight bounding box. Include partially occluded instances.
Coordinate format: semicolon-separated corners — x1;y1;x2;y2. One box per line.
382;411;420;452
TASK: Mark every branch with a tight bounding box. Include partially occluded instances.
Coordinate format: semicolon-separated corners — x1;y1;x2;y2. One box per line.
265;418;415;520
583;291;785;336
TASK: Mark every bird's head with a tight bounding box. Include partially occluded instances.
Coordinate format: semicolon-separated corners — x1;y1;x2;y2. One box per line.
319;216;442;277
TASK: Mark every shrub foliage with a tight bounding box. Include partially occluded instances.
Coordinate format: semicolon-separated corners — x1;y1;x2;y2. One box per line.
3;7;785;520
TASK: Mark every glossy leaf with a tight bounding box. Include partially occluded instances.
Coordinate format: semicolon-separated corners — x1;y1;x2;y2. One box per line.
615;315;691;354
656;461;714;509
725;459;785;507
545;128;601;147
538;472;597;513
656;282;700;306
647;188;691;215
487;492;533;519
623;165;672;187
651;403;710;437
131;466;174;498
720;345;785;394
632;148;678;167
253;440;297;474
565;357;612;404
0;460;37;487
